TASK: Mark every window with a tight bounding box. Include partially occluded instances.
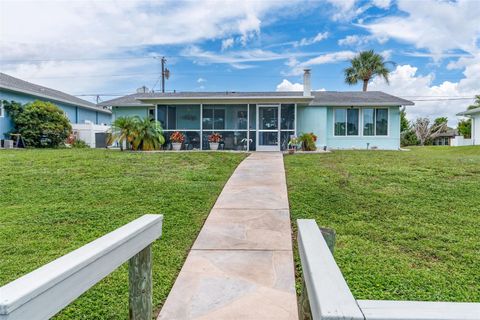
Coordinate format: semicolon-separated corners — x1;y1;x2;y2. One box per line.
203;106;226;130
334;109;346;135
375;108;388;135
347;109;359;135
0;101;4;117
363;108;375;136
335;107;389;137
157;105;200;130
334;108;359;136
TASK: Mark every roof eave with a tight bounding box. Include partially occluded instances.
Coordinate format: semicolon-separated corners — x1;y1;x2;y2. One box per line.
311;102;414;107
136;96;314;104
1;85;111;114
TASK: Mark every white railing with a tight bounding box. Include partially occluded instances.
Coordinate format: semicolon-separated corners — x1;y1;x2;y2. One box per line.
0;214;163;320
297;219;480;320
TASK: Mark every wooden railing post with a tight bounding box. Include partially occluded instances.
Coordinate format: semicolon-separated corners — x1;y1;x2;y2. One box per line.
298;225;336;320
129;244;153;320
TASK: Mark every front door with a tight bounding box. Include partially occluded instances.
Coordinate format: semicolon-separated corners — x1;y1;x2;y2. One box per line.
257;105;280;151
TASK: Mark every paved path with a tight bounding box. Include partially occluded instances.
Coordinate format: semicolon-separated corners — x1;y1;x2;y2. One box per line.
158;152;298;320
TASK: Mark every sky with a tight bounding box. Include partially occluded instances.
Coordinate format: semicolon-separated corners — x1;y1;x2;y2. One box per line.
1;0;479;125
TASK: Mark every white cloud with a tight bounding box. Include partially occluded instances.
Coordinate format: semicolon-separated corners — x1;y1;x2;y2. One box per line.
361;0;480;59
221;38;235;51
372;0;391;9
197;78;207;83
295;32;329;47
276;79;304;91
0;0;300;93
380;49;393;60
288;51;356;75
275;79;326;92
325;0;358;20
182;45;315;69
370;64;479;125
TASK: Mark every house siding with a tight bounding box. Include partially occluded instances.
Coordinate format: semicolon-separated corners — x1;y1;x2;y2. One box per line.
112;106;149;121
0;89;111;139
297;105;401;150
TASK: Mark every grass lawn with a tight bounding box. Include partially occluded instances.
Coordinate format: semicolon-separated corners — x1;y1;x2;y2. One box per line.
0;149;246;319
285;146;480;302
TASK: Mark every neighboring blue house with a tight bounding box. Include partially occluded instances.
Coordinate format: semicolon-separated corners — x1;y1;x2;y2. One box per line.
0;72;111;139
100;70;413;151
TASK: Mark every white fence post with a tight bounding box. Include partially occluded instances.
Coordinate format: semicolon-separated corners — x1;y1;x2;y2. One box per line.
0;214;163;320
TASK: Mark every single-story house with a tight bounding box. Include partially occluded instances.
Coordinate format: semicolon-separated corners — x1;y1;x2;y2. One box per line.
0;72;112;141
100;70;414;151
457;106;480;146
432;128;458;146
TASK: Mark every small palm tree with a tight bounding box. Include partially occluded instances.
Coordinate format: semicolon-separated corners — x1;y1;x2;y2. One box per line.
131;117;165;151
467;94;480;110
344;50;394;91
109;116;138;151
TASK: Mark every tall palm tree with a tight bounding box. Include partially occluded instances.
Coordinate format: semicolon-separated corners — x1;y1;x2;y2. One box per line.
132;117;165;151
467;94;480;110
109;116;138;151
344;50;394;91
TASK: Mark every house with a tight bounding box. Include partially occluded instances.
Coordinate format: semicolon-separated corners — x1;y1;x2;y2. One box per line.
100;70;414;151
432;128;458;146
457;107;480;146
0;73;112;144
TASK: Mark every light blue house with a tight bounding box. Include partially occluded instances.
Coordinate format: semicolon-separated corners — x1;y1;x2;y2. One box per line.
101;70;413;151
0;73;111;139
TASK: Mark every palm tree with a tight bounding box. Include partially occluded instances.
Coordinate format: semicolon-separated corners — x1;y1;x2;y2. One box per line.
109;116;138;151
131;117;165;151
344;50;394;91
467;94;480;110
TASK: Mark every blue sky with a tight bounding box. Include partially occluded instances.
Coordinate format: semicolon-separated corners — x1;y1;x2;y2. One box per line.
1;0;479;124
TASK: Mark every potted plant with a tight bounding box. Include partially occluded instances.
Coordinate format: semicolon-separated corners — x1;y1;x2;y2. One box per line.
287;137;299;154
208;132;222;150
170;131;185;151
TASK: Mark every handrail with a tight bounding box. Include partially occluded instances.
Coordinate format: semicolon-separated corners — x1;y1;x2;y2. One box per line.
0;214;163;320
297;219;480;320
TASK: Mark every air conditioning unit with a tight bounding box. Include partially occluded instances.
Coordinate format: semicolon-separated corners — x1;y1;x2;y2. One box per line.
4;139;14;149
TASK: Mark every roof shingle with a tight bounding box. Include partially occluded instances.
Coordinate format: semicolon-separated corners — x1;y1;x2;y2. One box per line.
0;73;111;114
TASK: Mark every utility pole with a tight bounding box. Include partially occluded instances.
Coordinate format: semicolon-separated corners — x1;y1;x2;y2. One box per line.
160;56;170;93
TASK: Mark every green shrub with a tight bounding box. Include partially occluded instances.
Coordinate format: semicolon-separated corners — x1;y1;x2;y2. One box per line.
5;100;71;148
298;132;317;151
72;139;90;148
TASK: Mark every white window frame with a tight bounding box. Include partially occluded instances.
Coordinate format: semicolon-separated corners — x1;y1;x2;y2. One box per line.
0;101;4;118
333;107;360;137
333;107;390;138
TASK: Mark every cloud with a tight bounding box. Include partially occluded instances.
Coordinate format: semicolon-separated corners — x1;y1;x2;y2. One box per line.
221;38;235;51
276;80;304;91
370;64;479;125
372;0;391;9
275;79;326;92
288;51;356;75
0;0;301;93
182;45;315;69
295;32;329;47
361;0;480;59
197;78;207;83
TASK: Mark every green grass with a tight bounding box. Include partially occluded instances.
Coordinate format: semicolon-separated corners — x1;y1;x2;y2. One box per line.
285;146;480;302
0;149;246;319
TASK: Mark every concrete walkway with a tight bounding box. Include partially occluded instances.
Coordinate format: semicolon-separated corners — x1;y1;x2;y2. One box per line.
158;152;298;320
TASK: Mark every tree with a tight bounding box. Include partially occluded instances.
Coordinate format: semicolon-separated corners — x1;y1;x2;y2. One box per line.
467;94;480;110
413;117;448;146
131;117;165;151
110;116;138;151
344;50;394;91
400;107;410;132
457;119;471;138
5;100;71;147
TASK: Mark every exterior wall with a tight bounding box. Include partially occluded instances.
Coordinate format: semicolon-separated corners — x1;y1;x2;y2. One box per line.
297;105;401;150
0;89;111;138
112;106;149;122
473;114;480;145
296;106;328;146
326;106;400;150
